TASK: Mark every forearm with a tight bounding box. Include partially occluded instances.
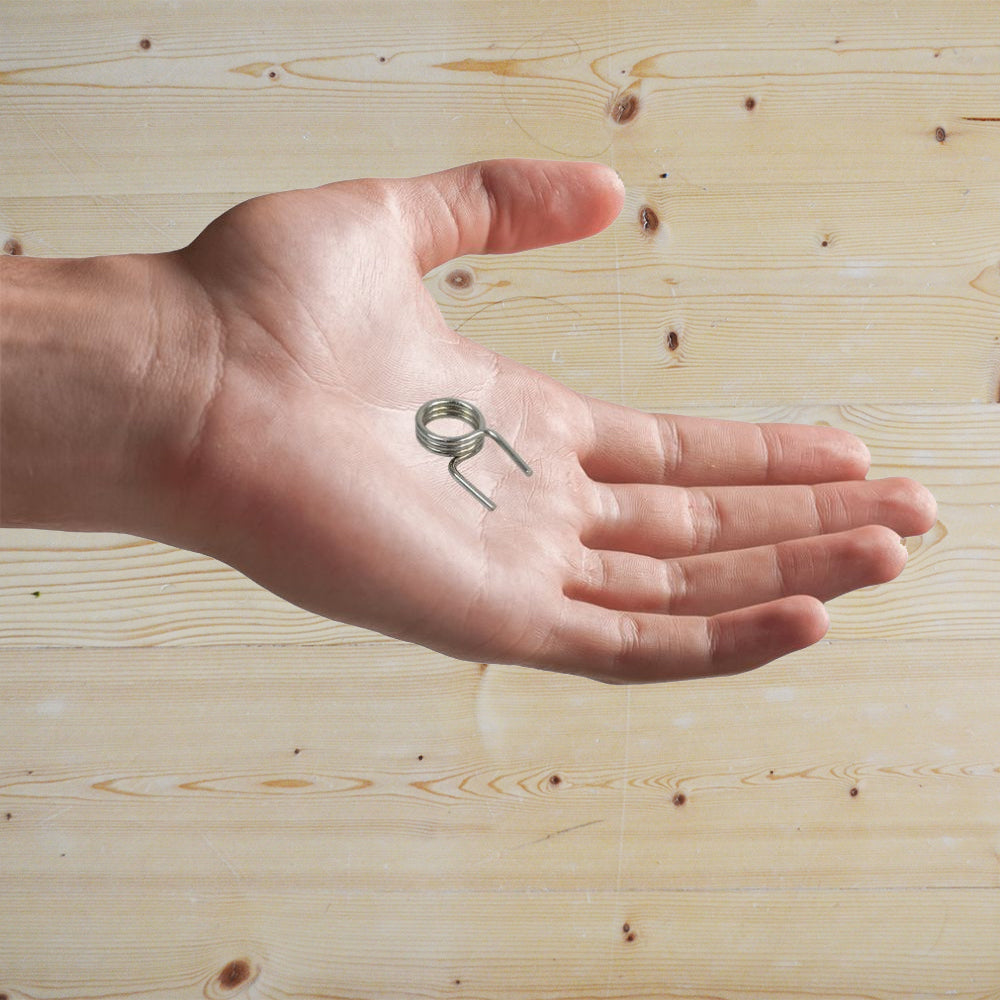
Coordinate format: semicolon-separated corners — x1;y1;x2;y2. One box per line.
0;251;214;539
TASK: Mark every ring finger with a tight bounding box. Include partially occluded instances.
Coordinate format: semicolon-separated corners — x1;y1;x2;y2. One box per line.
566;524;907;617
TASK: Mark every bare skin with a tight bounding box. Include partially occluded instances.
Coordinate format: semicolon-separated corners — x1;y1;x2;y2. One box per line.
0;159;937;682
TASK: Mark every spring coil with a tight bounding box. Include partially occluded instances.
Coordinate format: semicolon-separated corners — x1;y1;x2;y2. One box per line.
415;398;532;511
415;398;487;459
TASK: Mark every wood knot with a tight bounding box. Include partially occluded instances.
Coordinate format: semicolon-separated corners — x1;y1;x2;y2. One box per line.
206;958;258;997
219;960;252;989
445;268;473;290
609;91;639;124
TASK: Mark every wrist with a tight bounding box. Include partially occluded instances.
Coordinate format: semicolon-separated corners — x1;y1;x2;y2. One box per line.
0;251;219;541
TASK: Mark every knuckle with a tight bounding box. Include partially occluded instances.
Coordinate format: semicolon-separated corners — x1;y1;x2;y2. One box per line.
661;559;690;612
757;423;783;480
610;614;645;680
581;548;609;591
601;483;625;530
658;416;684;482
704;615;724;668
811;484;845;532
684;490;720;554
771;541;799;594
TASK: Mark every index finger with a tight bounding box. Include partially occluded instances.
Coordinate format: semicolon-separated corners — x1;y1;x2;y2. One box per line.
579;397;872;487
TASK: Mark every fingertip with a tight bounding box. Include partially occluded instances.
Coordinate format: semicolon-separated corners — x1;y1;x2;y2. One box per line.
836;430;872;479
751;594;829;656
405;158;629;271
788;594;831;647
872;524;910;583
922;489;938;530
802;424;871;481
834;523;906;588
909;480;938;534
590;161;627;206
877;477;938;537
771;594;832;657
709;595;829;679
852;438;873;477
551;159;627;233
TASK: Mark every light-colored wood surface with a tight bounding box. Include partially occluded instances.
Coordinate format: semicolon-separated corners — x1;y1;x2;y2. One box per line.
1;2;998;997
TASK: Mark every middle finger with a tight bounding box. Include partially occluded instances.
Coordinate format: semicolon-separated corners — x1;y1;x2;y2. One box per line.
583;477;932;558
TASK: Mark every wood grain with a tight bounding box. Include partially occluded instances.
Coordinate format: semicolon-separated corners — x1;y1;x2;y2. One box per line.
3;642;1000;894
2;1;999;997
4;1;1000;195
5;887;1000;999
4;643;1000;997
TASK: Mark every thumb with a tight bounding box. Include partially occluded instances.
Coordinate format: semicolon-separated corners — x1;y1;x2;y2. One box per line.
387;158;626;274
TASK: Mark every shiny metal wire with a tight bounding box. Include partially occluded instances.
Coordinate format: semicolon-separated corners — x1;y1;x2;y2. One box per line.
415;398;532;511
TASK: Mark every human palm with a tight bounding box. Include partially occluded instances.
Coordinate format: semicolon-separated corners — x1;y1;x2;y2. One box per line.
169;160;935;682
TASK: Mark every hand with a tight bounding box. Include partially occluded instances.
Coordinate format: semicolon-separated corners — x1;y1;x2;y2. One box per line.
149;159;933;682
0;159;936;682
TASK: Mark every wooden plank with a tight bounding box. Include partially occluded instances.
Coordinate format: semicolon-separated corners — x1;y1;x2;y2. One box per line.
4;885;1000;999
441;286;1000;406
3;1;1000;197
1;405;995;645
3;640;1000;893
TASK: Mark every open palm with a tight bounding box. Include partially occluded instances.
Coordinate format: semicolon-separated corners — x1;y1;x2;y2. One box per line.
169;159;935;682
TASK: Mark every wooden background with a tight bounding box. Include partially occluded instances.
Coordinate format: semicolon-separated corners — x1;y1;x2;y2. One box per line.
2;1;999;996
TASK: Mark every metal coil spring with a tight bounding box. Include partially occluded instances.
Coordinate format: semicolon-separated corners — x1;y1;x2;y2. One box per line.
415;397;487;460
415;397;532;511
